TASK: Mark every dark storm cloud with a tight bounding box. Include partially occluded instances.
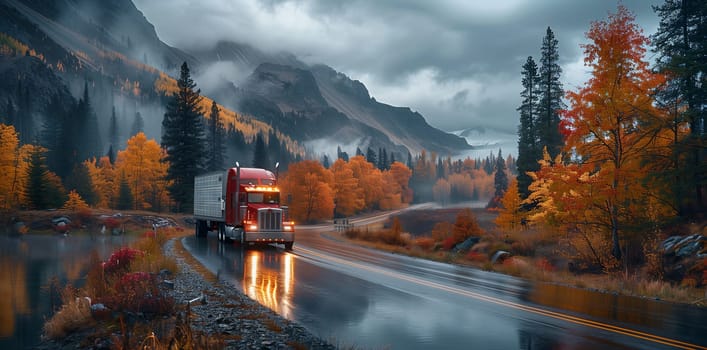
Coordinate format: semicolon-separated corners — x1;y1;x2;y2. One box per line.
132;0;661;133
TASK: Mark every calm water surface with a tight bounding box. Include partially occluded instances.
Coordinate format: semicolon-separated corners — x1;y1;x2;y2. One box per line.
0;233;134;349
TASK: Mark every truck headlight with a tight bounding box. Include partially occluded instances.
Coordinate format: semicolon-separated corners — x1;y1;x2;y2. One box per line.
248;224;258;231
283;224;293;231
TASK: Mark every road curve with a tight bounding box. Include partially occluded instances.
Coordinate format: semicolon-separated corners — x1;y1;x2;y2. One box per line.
183;208;707;349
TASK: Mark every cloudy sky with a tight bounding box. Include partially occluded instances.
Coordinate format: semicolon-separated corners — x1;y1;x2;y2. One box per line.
132;0;661;134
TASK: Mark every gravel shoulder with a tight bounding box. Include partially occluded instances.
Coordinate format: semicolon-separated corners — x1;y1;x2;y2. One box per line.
164;238;335;349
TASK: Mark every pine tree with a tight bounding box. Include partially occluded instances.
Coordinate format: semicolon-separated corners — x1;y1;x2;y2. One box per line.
3;98;14;125
322;154;330;169
161;62;206;212
109;106;119;154
366;147;377;165
489;149;508;208
337;146;349;161
15;81;33;145
116;174;134;210
537;27;565;160
42;94;66;175
267;129;281;166
517;56;540;200
26;146;66;209
252;133;269;169
65;163;97;206
77;81;102;161
206;100;225;171
653;0;706;217
131;111;144;136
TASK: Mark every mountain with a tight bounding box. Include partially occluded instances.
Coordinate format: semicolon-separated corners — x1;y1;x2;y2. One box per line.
192;41;471;157
6;0;196;71
0;0;471;165
453;127;517;159
237;63;408;157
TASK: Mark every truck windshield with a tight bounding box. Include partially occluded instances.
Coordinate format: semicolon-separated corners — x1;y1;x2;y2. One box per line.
247;192;279;204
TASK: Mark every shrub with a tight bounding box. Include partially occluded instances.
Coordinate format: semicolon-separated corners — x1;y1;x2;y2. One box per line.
102;247;143;276
109;272;173;315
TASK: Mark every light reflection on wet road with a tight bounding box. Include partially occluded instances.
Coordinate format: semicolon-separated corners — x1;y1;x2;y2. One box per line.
183;229;707;350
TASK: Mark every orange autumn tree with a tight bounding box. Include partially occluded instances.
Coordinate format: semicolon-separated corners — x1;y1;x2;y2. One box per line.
330;158;364;216
115;132;170;211
280;160;335;223
387;161;413;204
348;156;384;210
558;6;673;263
378;162;412;210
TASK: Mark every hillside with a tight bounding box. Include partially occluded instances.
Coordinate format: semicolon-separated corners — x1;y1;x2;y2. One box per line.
0;0;472;165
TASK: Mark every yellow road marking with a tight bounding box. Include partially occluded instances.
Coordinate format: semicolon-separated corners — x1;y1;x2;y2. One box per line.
295;246;706;350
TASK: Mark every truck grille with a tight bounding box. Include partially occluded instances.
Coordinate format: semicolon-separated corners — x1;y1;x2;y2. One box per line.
258;208;282;231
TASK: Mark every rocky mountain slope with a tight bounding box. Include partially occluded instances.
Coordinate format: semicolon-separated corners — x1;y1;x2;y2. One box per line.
1;0;471;161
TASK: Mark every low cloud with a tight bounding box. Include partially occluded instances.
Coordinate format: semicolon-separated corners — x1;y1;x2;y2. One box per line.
133;0;661;136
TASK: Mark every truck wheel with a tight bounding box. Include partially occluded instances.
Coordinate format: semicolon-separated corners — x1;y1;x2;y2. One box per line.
195;220;208;238
284;242;294;251
240;230;248;249
218;223;226;242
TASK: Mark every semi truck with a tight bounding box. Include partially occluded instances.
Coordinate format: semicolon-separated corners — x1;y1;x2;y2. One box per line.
193;163;294;250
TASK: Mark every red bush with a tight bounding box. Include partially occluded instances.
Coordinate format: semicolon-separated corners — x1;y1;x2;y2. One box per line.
108;272;172;314
102;247;143;275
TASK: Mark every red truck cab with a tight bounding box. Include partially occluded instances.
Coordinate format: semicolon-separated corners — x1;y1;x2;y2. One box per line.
194;166;294;250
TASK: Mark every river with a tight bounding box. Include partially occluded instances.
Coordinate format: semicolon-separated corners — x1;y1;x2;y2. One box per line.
0;234;134;349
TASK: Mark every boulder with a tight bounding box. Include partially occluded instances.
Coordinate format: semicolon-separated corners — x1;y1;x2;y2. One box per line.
661;234;706;285
491;250;511;264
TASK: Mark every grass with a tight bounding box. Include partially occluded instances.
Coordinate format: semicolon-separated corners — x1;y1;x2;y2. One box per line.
43;290;95;339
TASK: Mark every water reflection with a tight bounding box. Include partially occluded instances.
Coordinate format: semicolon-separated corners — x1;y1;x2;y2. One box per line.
0;234;134;349
242;251;295;318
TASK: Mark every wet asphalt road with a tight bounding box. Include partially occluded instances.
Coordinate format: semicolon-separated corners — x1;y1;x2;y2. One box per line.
183;213;707;350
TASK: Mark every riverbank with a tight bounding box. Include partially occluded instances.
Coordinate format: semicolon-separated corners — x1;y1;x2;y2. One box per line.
34;220;335;349
341;207;706;307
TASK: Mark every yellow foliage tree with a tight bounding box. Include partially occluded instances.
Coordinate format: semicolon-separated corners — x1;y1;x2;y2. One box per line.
63;190;89;211
0;124;31;209
115;133;170;211
494;179;523;231
84;156;116;209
